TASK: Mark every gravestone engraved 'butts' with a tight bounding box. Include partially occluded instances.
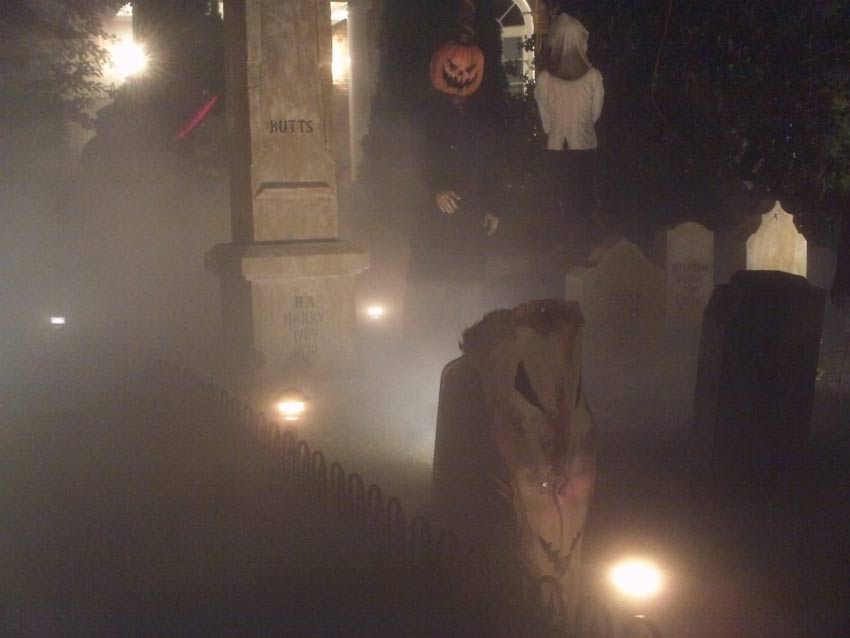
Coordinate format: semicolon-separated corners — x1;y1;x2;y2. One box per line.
565;239;665;348
207;0;369;372
746;201;807;277
665;222;715;330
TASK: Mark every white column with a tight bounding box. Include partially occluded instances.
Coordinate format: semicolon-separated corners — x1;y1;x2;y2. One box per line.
347;0;373;181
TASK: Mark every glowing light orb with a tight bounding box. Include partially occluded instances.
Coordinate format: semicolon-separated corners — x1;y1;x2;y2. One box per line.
366;305;385;319
110;39;148;80
610;558;663;599
50;316;66;326
274;388;309;423
276;400;305;421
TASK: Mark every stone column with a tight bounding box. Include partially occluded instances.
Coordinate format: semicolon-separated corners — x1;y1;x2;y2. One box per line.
208;0;369;374
347;0;374;181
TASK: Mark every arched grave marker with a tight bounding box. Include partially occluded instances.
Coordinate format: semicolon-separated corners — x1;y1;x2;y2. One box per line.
665;222;714;331
565;239;665;348
746;201;807;277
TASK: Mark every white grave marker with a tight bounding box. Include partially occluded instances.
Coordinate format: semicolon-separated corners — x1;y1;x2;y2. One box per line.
746;201;807;277
565;239;665;346
666;222;715;329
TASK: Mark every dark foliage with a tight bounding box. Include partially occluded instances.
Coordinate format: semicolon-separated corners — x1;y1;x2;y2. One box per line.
0;0;123;168
83;0;226;177
557;0;850;235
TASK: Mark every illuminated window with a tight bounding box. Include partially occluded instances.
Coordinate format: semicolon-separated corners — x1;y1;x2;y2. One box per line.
495;0;534;93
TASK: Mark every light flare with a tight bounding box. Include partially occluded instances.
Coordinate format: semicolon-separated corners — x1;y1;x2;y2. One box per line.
366;305;386;319
109;38;148;80
610;558;664;599
276;400;306;421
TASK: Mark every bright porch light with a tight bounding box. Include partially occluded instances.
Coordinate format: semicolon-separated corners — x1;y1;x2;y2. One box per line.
109;38;149;80
332;34;349;84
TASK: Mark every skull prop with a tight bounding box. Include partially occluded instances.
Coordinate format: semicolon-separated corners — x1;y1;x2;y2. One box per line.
435;300;597;614
430;39;485;97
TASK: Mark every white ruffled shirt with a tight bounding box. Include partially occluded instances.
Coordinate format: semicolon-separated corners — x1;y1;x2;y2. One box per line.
534;68;604;151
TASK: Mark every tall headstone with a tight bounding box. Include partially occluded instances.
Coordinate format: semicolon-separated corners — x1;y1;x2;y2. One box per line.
564;239;665;348
207;0;369;373
433;300;596;622
693;270;825;486
746;201;807;277
665;222;714;331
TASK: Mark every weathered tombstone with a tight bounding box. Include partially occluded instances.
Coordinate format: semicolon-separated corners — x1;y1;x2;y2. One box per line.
665;222;715;331
206;0;369;373
564;239;665;349
746;201;807;277
693;270;825;486
432;300;596;622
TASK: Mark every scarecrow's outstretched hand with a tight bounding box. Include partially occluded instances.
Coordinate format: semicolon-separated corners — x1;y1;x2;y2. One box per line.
436;191;461;215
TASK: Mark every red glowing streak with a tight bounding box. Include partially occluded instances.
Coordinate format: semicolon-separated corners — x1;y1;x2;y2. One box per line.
174;95;219;141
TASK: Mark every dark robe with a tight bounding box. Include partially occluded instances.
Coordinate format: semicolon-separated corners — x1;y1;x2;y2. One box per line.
408;93;499;282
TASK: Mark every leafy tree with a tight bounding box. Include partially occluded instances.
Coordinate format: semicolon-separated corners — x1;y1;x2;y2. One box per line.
0;0;123;166
81;0;225;177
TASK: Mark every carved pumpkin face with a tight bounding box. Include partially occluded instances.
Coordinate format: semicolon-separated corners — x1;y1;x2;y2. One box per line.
430;40;485;97
462;301;597;616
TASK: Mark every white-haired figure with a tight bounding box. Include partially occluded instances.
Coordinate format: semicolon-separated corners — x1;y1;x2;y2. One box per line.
534;13;604;247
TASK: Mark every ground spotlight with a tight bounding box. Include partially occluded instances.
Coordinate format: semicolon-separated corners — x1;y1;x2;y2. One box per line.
366;304;386;320
274;388;308;422
610;558;663;600
49;316;66;327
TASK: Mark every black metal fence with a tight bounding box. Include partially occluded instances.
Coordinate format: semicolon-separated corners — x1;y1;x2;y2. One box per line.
148;355;651;638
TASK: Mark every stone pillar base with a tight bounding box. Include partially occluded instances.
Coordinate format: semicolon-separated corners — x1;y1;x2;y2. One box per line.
206;240;369;374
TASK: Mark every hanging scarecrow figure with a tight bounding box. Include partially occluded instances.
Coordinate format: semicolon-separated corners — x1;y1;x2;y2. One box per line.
406;0;501;345
432;300;598;629
534;13;604;248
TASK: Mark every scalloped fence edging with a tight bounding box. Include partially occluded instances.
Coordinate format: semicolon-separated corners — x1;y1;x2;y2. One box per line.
145;354;636;638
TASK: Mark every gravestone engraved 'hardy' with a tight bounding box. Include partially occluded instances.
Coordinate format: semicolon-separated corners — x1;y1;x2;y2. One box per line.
666;222;715;330
746;201;807;277
565;239;665;347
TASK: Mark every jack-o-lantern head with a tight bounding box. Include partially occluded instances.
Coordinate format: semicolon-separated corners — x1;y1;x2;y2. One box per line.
430;39;485;97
